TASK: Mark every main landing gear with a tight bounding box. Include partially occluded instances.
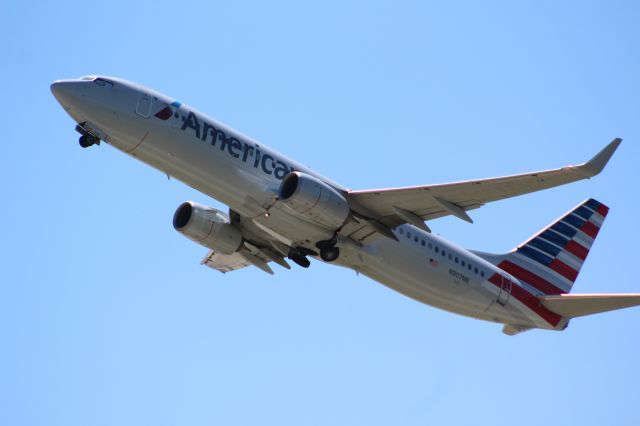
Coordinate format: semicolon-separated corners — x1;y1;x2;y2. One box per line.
316;237;340;262
287;239;340;268
288;247;313;268
76;124;99;148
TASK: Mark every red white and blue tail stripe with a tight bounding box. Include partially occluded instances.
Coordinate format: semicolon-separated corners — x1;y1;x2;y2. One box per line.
476;199;609;328
500;198;608;297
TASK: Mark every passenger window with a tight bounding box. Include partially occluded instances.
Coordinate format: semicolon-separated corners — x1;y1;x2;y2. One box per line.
461;260;465;267
448;253;452;260
407;232;411;239
399;228;404;235
414;236;419;243
481;271;485;277
441;250;446;257
421;240;425;247
435;247;439;254
474;267;478;274
468;264;472;271
455;257;459;264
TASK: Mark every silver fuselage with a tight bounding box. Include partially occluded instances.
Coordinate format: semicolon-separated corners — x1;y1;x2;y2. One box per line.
51;76;564;331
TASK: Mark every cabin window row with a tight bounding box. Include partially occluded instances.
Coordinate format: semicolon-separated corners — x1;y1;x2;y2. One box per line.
398;227;485;278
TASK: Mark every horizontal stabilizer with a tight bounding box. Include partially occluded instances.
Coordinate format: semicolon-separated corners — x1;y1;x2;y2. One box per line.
539;294;640;318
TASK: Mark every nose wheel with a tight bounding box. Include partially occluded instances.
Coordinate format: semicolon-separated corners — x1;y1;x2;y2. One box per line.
79;134;97;148
76;124;100;148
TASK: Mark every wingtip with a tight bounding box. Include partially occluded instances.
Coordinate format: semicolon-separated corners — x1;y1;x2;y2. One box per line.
580;138;622;177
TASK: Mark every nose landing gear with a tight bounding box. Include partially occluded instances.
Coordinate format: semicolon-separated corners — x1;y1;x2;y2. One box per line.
79;134;98;148
75;124;100;148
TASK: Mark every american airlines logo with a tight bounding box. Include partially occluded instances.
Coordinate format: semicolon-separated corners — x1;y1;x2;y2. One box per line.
154;101;181;120
157;105;296;180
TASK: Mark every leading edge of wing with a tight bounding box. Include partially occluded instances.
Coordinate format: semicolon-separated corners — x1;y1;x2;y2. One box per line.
348;138;621;196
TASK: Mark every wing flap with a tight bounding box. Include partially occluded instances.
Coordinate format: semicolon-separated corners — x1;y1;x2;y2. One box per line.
539;294;640;318
200;242;292;275
201;250;256;273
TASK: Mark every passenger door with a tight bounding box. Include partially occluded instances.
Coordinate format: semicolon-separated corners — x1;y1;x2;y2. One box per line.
135;91;152;118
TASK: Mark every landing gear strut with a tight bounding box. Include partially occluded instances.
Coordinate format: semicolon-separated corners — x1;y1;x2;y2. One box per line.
316;237;340;262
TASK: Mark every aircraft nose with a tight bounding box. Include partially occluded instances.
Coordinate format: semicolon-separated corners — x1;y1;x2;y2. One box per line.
50;79;85;106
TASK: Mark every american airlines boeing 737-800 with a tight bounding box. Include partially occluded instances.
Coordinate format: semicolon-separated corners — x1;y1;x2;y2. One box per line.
51;75;638;335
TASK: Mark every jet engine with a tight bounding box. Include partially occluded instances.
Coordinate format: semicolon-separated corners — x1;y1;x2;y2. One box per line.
278;171;350;229
173;201;243;254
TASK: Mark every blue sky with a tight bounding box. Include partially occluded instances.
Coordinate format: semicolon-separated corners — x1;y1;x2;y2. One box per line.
2;1;639;425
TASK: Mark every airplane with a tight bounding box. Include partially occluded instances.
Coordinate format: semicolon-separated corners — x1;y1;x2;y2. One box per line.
51;75;639;335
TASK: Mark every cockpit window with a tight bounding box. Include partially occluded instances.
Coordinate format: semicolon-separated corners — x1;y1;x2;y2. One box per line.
79;76;115;87
93;78;114;87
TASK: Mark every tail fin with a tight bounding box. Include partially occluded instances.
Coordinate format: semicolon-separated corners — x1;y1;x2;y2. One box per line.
478;198;609;295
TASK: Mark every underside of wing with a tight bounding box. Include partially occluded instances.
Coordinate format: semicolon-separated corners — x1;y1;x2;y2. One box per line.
201;241;291;275
342;139;621;241
201;250;258;273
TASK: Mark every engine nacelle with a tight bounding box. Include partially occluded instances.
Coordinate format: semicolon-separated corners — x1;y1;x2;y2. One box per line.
278;171;350;229
173;201;243;254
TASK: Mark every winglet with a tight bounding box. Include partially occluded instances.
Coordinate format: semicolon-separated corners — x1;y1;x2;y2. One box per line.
579;138;622;177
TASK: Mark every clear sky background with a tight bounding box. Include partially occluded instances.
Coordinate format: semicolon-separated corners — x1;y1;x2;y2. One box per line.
2;1;639;425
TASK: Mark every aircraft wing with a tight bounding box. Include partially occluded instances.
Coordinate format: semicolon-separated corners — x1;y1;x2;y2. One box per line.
201;240;292;275
344;139;621;240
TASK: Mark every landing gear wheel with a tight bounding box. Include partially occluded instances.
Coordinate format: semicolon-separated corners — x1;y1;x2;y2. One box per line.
289;253;311;268
320;246;340;262
316;236;340;262
288;246;317;268
79;134;96;148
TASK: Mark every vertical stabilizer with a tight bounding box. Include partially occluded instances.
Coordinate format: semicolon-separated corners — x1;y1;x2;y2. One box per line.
476;199;609;296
